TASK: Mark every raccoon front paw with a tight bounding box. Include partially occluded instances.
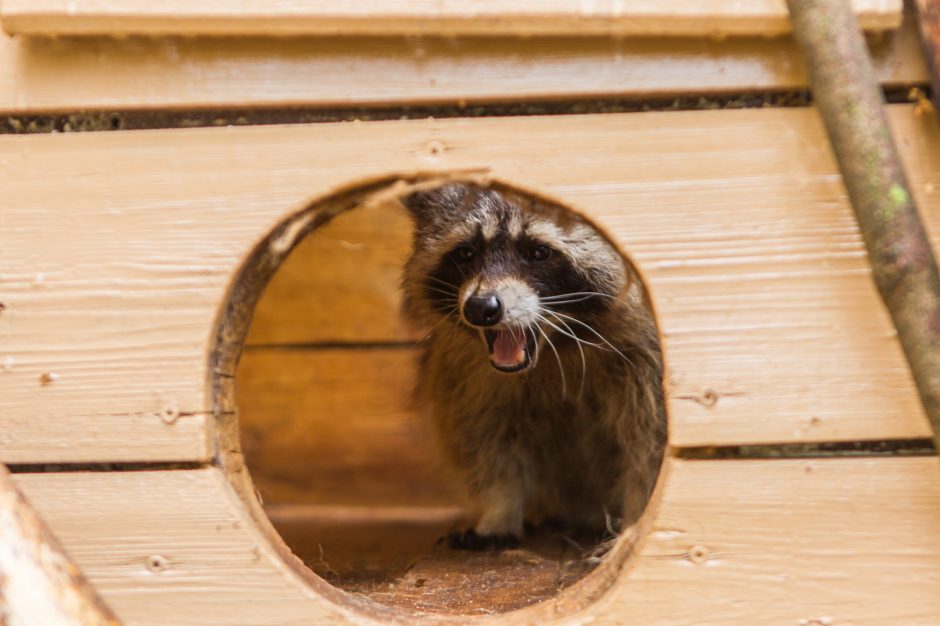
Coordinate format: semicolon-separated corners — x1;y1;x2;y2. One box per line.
447;528;521;551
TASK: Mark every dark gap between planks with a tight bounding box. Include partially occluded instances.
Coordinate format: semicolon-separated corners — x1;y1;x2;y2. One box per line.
5;439;935;474
676;438;936;459
0;86;929;135
5;461;206;473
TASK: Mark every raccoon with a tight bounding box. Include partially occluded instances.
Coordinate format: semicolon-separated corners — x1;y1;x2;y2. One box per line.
401;183;665;549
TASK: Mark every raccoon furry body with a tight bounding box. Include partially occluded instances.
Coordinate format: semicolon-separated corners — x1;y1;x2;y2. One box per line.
402;183;665;548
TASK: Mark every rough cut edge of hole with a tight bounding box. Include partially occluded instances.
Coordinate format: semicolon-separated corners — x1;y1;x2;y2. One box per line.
206;169;672;623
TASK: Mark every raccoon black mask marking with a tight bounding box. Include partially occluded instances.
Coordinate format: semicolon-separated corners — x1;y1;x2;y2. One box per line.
404;184;621;374
401;183;665;549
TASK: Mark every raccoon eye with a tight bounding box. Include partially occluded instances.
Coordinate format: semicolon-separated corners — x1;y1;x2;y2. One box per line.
528;244;552;262
453;245;476;263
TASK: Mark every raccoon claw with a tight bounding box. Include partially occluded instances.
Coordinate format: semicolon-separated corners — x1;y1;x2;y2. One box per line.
447;528;520;551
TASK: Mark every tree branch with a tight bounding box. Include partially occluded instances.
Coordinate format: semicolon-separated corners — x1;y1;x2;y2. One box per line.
0;463;121;625
787;0;940;452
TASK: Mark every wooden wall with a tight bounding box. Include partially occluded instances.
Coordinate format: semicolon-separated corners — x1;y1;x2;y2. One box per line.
4;100;940;624
236;199;463;508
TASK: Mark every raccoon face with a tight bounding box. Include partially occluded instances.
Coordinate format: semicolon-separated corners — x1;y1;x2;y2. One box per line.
402;183;626;374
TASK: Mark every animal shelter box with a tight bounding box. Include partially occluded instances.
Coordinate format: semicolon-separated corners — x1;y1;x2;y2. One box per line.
3;105;940;624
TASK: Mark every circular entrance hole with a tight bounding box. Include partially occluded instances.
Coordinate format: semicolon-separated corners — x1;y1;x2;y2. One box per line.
211;176;667;618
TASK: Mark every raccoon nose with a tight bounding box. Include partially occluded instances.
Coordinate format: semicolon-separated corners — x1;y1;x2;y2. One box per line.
464;293;503;326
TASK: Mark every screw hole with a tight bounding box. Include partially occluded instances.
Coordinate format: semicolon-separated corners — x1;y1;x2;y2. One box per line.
145;555;169;572
425;140;446;157
159;403;181;425
688;545;708;564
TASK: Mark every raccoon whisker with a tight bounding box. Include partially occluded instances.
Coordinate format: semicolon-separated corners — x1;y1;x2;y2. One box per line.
424;285;459;299
426;276;462;291
538;297;597;305
548;311;637;371
540;291;619;302
534;312;605;349
539;312;587;399
532;321;567;399
423;305;461;340
536;313;603;400
554;316;637;372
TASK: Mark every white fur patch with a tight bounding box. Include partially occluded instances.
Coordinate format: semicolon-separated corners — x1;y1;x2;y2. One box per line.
458;276;540;328
486;277;540;326
475;483;524;537
524;219;566;247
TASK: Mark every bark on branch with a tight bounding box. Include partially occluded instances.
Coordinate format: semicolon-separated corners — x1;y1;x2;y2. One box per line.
0;463;121;626
787;0;940;452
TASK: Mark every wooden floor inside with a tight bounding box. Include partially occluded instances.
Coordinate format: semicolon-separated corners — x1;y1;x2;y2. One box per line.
272;511;602;614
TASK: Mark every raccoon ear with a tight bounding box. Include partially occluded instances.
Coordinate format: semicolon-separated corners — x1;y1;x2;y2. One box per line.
400;183;470;225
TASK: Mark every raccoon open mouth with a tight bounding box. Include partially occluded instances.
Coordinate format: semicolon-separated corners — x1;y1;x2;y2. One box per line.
483;328;538;373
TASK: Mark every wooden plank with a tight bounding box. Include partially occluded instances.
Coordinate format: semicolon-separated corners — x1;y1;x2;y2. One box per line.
240;107;940;447
0;414;211;465
2;107;940;464
12;468;354;626
0;0;902;38
237;347;462;507
0;20;928;116
13;457;940;624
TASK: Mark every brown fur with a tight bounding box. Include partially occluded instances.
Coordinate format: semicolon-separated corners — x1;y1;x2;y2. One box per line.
401;184;665;539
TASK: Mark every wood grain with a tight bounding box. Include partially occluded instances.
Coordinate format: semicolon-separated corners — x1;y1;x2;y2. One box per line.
13;458;940;624
237;347;462;506
0;0;902;37
3;107;940;464
0;17;928;115
244;200;418;346
0;19;929;114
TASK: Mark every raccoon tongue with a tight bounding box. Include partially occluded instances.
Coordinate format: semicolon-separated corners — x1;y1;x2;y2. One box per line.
491;330;527;367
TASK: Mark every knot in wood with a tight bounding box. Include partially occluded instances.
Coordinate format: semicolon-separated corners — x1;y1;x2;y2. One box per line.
39;372;59;385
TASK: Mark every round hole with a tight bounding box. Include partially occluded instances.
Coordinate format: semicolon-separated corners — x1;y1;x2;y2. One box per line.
211;176;667;619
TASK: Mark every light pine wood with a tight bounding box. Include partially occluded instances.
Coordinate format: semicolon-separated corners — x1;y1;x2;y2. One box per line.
13;457;940;625
0;20;928;116
237;347;462;507
0;0;902;37
2;106;940;464
0;415;211;464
